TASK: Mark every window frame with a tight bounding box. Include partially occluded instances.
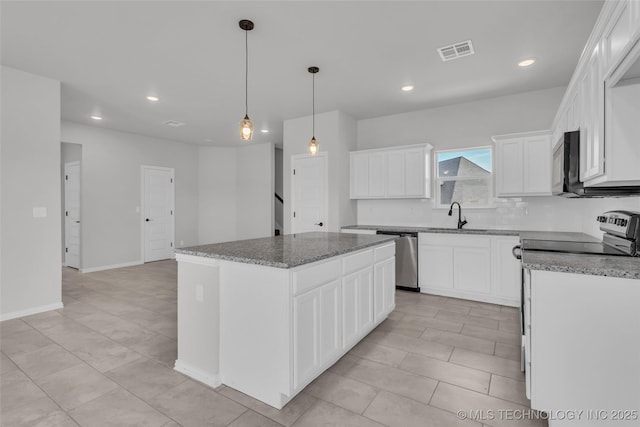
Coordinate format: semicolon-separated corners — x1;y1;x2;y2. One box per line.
434;146;495;209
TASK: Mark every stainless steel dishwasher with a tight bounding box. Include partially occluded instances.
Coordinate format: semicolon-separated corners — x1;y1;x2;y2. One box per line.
376;230;419;292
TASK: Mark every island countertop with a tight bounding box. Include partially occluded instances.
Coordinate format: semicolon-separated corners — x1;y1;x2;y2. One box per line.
174;232;397;269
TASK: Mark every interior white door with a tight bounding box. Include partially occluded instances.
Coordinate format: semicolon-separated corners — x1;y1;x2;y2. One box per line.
64;161;81;269
143;166;175;262
292;154;328;233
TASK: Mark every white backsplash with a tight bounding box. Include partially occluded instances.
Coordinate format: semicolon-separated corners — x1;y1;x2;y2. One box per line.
356;196;640;238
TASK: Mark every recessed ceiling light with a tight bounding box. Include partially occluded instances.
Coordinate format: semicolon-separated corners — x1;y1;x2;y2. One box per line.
518;58;536;67
146;95;160;102
90;115;103;121
261;129;269;133
401;85;414;92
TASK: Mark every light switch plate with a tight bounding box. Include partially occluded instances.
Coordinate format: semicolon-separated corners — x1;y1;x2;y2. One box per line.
33;207;47;218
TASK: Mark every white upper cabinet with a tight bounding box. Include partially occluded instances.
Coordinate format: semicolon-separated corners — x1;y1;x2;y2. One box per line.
493;131;552;197
602;0;632;73
349;144;433;199
349;152;370;199
552;0;640;187
580;44;606;182
632;0;640;36
368;152;386;197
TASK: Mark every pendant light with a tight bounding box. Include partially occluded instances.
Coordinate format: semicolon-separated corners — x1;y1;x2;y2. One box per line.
308;66;319;155
239;19;254;141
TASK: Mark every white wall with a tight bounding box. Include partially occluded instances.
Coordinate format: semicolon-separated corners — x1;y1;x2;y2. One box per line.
1;66;62;320
283;110;357;233
198;143;274;244
236;143;274;240
355;86;640;235
198;147;238;245
61;122;199;270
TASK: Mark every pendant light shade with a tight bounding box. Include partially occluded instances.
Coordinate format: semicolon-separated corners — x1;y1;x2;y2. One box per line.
308;66;319;156
239;19;254;141
240;114;253;140
308;137;318;156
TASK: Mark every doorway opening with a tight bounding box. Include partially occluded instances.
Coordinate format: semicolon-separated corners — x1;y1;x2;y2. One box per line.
61;142;82;269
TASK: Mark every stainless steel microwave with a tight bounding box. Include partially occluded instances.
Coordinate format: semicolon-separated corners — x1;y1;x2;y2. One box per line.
552;130;640;197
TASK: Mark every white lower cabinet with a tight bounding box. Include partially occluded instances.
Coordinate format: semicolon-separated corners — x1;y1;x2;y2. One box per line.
293;243;395;398
374;256;395;323
453;245;491;294
293;288;321;389
418;233;520;307
418;245;454;291
492;236;522;302
293;279;341;390
342;268;371;348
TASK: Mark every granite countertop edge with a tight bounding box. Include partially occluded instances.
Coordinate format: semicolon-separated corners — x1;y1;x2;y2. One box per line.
341;224;519;236
522;253;640;280
174;235;397;269
341;225;598;240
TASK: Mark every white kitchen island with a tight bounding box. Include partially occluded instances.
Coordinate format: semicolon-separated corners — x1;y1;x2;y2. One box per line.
173;232;396;409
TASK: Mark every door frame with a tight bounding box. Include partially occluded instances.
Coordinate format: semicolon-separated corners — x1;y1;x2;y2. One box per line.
64;160;81;269
290;152;329;234
140;165;175;262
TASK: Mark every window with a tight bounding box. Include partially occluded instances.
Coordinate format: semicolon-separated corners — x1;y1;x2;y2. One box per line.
436;147;493;208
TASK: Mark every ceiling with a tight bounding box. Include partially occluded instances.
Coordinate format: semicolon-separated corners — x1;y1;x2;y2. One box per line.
1;1;603;147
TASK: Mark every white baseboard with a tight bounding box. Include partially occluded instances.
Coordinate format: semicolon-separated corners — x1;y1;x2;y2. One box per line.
80;260;143;273
1;302;64;321
174;360;222;388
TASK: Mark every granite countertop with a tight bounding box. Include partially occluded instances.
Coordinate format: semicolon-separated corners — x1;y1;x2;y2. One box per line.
175;232;397;269
344;224;640;278
522;250;640;280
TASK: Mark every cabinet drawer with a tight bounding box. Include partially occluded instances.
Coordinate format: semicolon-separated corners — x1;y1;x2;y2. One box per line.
343;249;373;275
292;259;340;296
374;243;395;262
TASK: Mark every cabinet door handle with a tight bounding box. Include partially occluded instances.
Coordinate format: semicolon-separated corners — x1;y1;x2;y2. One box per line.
145;218;151;222
315;222;323;227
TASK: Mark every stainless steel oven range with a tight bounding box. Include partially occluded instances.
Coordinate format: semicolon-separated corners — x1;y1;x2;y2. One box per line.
511;210;640;371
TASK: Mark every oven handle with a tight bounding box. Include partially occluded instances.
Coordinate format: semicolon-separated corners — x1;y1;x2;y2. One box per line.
512;245;522;260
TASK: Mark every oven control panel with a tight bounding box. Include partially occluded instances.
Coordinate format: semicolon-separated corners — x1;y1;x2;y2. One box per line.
597;210;640;239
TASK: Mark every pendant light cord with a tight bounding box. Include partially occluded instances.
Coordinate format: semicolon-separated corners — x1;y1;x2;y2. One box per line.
245;30;249;117
312;72;315;137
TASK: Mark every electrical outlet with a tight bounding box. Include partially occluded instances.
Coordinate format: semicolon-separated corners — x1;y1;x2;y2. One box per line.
196;284;204;302
33;207;47;218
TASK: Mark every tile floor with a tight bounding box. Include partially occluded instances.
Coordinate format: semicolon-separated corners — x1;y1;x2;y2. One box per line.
0;260;547;426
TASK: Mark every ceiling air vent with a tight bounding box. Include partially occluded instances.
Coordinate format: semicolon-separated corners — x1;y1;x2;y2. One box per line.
437;40;475;62
163;120;186;127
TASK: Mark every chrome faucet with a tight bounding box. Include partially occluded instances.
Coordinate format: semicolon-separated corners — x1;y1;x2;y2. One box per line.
448;201;468;229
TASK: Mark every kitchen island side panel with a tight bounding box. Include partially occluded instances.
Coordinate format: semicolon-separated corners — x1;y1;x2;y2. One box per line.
174;256;222;387
220;261;292;407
